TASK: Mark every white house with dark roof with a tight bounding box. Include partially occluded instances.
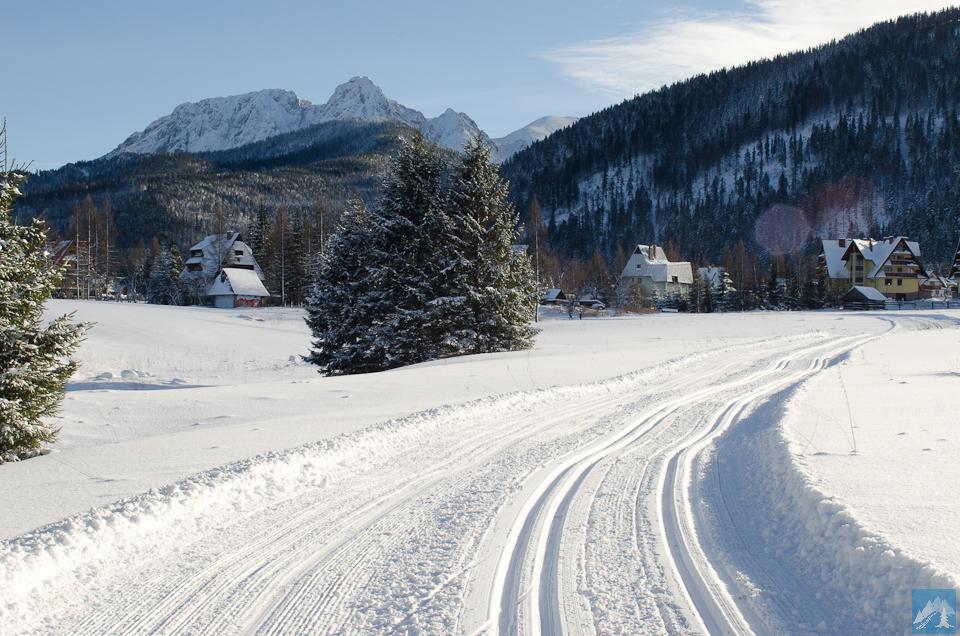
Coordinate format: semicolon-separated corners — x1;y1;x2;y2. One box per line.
619;244;693;298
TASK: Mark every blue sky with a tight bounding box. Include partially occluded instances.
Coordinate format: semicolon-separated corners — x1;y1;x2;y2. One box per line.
7;0;953;169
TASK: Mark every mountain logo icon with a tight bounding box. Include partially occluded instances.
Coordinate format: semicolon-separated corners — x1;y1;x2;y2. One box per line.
913;588;957;634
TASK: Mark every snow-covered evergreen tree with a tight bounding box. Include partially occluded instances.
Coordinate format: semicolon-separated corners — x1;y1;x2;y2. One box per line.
784;264;802;310
688;271;704;313
446;137;537;353
1;171;87;457
305;134;538;375
304;198;383;374
365;133;450;367
765;260;782;309
147;245;182;305
713;270;733;311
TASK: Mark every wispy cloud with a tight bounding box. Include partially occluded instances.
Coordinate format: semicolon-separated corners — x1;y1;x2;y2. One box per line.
542;1;956;96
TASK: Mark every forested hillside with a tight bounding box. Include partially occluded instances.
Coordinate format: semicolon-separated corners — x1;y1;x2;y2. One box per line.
16;119;411;251
503;8;960;269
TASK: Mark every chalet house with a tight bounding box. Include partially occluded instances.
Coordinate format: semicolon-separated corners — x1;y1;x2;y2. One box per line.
181;232;265;285
180;232;268;305
619;244;693;298
207;268;270;308
819;236;924;301
919;272;955;300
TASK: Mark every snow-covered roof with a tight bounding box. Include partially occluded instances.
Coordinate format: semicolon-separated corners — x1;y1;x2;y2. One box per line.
190;232;240;252
543;288;565;301
845;285;887;301
820;237;922;280
207;268;270;298
622;244;693;284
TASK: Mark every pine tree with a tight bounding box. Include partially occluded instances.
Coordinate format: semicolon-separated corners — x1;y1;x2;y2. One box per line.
784;263;802;310
713;270;733;311
688;270;704;313
1;170;88;457
447;137;537;353
365;134;450;367
147;245;182;305
288;212;308;306
304;198;382;374
765;259;782;309
247;206;269;260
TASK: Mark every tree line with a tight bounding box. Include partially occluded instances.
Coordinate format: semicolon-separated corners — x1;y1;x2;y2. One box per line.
49;194;337;306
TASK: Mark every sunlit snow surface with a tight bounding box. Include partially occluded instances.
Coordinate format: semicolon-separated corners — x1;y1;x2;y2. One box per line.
1;301;958;634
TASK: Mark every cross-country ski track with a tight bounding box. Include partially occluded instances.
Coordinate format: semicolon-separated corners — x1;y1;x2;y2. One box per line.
3;314;957;635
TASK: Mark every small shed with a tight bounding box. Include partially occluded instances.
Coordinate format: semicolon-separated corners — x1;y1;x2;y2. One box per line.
208;268;270;308
842;285;886;310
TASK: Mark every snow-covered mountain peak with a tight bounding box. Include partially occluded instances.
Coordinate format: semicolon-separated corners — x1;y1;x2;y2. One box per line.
492;115;578;163
105;76;564;159
421;108;491;153
315;76;424;127
108;89;320;157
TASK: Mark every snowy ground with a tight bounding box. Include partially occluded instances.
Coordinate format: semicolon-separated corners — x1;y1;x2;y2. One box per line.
1;301;958;634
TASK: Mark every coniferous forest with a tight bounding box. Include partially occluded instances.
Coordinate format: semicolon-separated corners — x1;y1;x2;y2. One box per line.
502;9;960;270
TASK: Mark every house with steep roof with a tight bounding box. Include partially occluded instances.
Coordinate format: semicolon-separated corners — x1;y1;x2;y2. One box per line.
180;231;268;306
619;244;693;300
208;268;270;308
819;236;925;301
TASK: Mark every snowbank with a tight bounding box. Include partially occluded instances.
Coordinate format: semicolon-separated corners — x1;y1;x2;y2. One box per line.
703;317;960;634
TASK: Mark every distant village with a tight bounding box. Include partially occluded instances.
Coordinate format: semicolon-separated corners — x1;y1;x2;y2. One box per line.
541;236;960;314
47;225;960;313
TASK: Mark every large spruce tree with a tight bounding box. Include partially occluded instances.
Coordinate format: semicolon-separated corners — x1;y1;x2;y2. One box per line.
304;198;383;375
305;134;538;375
1;171;87;457
364;133;452;367
447;138;538;353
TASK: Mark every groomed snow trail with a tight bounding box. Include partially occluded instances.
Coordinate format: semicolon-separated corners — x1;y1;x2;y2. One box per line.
2;319;916;635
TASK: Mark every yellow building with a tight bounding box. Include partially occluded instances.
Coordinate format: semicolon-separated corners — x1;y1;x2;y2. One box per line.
819;237;924;301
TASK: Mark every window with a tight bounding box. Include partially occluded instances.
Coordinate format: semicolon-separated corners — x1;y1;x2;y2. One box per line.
885;278;892;285
897;279;903;286
672;276;678;283
234;250;243;256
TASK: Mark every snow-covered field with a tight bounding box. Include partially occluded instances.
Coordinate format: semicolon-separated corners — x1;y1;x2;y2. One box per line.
1;300;958;634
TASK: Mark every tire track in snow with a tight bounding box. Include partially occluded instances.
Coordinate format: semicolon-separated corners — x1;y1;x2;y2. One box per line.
480;333;848;635
2;331;848;636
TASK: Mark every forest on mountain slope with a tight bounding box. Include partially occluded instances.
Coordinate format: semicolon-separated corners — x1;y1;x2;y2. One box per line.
16;120;410;251
502;8;960;271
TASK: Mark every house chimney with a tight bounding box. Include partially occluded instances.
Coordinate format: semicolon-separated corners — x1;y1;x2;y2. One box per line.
649;244;656;261
838;239;845;247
